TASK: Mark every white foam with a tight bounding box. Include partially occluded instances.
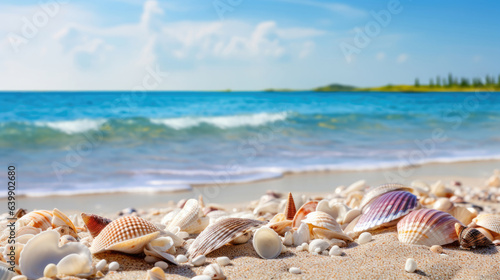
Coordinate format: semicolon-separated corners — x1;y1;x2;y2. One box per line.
150;112;288;129
34;119;106;134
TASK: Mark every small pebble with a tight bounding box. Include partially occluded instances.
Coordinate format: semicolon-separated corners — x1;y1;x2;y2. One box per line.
322;250;329;256
43;263;57;278
329;245;342;256
430;245;443;254
289;267;301;274
177;254;189;263
192;255;206;266
314;247;322;253
440;253;448;257
109;261;120;271
405;258;417;273
296;245;304;252
301;243;309;251
216;256;231;266
281;244;288;254
96;259;107;272
358;232;372;244
12;276;28;280
155;261;169;270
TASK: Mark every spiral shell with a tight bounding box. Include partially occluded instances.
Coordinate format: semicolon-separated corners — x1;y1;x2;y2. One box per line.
81;213;112;238
360;183;413;211
283;192;297;220
90;216;161;254
187;218;265;258
455;223;492;249
397;209;460;246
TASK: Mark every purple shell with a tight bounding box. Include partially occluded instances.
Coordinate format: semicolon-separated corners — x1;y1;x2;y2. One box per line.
353;191;418;233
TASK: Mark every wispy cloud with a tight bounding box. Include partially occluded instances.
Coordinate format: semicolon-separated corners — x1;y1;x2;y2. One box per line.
397;53;408;63
272;0;367;18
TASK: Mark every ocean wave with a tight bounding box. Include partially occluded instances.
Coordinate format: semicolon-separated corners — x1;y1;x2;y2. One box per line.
150;112;289;129
34;119;106;134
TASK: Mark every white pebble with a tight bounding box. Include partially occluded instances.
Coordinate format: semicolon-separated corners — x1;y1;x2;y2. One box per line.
405;258;417;273
192;255;206;267
296;245;304;252
289;267;301;274
281;244;288;254
109;261;120;271
314;247;322;253
329;245;342;256
440;253;448;257
301;243;309;252
12;276;28;280
216;256;231;266
43;263;57;278
322;250;329;256
358;232;372;244
155;261;169;270
176;254;189;263
191;276;212;280
96;259;107;272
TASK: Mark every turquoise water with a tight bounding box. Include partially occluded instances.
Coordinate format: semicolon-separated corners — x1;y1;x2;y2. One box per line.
1;91;499;197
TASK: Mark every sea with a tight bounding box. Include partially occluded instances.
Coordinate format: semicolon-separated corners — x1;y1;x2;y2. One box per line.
1;91;499;197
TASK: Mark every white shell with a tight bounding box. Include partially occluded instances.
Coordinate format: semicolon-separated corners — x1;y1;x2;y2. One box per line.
0;266;16;280
191;276;212;280
43;264;57;278
96;259;107;272
358;232;372;244
144;242;178;265
309;239;329;253
11;276;27;280
293;223;310;246
154;261;169;270
176;255;188;263
167;199;203;233
283;231;293;246
108;261;120;271
216;256;231;267
405;258;417;273
19;231;91;279
253;201;280;216
203;263;226;280
289;267;301;274
161;209;180;226
329;245;342;256
57;253;92;276
192;255;206;267
146;267;166;280
252;227;282;259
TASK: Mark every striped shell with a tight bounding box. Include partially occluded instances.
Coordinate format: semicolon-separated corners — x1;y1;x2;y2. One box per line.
397;209;461;246
292;201;318;228
81;213;112;238
90;216;160;254
283;192;297;220
455;223;492;249
16;210;53;230
52;208;77;234
302;211;352;241
360;183;413;211
167;199;202;232
472;214;500;236
187;218;265;258
349;191;419;233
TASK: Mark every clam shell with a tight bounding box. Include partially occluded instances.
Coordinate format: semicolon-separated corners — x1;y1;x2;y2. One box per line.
397;209;461;246
19;231;91;279
52;208;77;234
81;213;112;238
167;199;202;232
283;192;297;220
16;210;53;230
349;191;419;234
472;214;500;236
187;218;265;258
455;223;492;249
360;183;413;211
292;201;318;228
90;216;161;254
252;227;282;259
302;211;352;242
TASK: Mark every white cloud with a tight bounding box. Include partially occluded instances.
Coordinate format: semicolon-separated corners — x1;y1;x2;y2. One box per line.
376;52;385;61
397;53;408;63
273;0;367;18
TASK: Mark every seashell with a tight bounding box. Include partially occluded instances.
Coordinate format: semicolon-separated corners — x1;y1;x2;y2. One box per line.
348;191;419;234
16;234;34;244
410;180;430;194
317;201;349;222
341;180;367;196
154;260;169;270
167;199;202;233
52;208;78;234
346;191;363;209
161;209;181;226
329;245;342;256
405;258;417;273
433;198;454;212
472;214;500;238
44;263;57;278
14;208;27;219
360;183;413;211
16;226;41;237
309;239;329;253
283;192;297;220
183;216;210;235
283;231;293;246
16;210;53;230
342;209;361;225
59;235;77;247
81;213;112;238
108;261;120;271
3;243;23;265
95;259;107;272
269;213;286;224
302;211;352;242
192;276;212;280
0;264;16;280
187;218;265;258
252;227;282;259
90;216;161;254
253;201;280;216
292;223;310;246
144;240;178;265
430;245;443;254
203;263;226;280
431;180;453;198
486;171;500;187
53;225;78;239
57;253;92;276
397;209;460;246
11;275;27;280
145;267;166;280
230;231;251;245
191;255;206;266
292;201;318;228
268;220;292;236
327;238;347;248
19;231;92;279
449;206;476;225
357;232;372;244
176;255;188;263
216;256;231;266
455;223;492;249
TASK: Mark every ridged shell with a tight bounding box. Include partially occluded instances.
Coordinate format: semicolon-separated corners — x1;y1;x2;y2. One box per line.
472;214;500;236
187;218;265;258
90;216;161;254
397;209;460;246
360;183;413;211
302;211;352;241
16;210;53;230
283;192;296;220
81;213;112;238
167;199;201;232
455;223;492;249
350;191;419;233
268;220;292;236
52;208;78;234
292;201;318;228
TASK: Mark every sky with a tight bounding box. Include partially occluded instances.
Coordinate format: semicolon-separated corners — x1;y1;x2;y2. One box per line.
0;0;499;90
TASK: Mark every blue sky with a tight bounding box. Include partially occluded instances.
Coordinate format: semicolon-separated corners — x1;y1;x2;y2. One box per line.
0;0;499;90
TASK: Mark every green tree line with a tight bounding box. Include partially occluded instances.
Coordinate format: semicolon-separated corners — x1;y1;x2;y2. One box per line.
415;73;500;88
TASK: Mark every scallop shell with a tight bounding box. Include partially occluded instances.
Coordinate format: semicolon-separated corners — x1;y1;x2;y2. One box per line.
183;216;210;234
19;230;92;279
16;210;53;230
348;191;419;234
81;213;112;238
455;223;492;249
90;216;161;254
292;201;318;228
52;208;78;234
187;218;265;258
283;192;296;220
360;183;413;211
269;213;286;224
167;199;202;232
302;211;352;242
252;227;282;259
472;214;500;237
397;209;461;246
449;206;477;225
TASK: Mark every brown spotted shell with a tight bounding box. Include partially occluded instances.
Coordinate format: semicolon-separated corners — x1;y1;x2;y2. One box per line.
90;216;161;254
455;223;492;249
81;213;112;238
